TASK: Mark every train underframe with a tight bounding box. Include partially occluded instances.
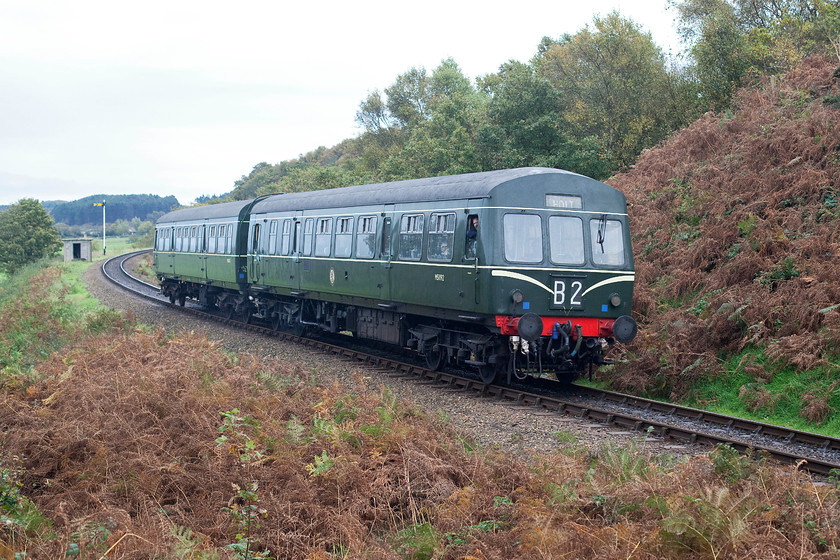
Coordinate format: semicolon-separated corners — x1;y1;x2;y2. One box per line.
160;278;614;384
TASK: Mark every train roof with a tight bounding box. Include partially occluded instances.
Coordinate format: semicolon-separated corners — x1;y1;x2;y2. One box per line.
156;198;258;224
156;168;624;225
251;167;617;214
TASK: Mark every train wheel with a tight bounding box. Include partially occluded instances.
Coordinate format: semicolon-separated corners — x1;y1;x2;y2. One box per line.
271;313;282;331
225;305;236;320
425;346;443;371
168;292;176;304
292;321;307;337
478;360;501;385
243;308;253;325
178;294;186;307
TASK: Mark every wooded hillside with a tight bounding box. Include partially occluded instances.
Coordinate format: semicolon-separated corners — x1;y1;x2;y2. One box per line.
50;194;179;226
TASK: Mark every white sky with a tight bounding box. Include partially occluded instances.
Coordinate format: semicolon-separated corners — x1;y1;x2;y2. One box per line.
0;1;681;207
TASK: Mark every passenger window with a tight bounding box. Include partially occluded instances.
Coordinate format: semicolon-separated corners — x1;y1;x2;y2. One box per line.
315;218;332;257
335;217;353;258
281;219;292;255
590;217;625;266
208;225;217;254
218;224;226;254
268;220;278;255
356;216;376;259
429;213;455;262
504;214;543;263
549;216;585;265
303;218;314;256
398;214;424;261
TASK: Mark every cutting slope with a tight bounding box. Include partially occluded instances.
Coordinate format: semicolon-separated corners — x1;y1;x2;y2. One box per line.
608;55;840;400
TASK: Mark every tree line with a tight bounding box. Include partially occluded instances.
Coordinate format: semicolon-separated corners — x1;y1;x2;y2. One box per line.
50;194;178;226
216;0;839;201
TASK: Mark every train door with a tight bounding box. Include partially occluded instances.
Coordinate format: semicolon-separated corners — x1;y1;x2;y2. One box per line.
463;210;481;306
200;224;209;283
181;224;205;280
207;223;223;282
291;214;303;291
424;212;462;310
344;214;381;300
249;220;265;285
299;217;314;291
157;226;176;277
274;218;294;290
379;213;393;301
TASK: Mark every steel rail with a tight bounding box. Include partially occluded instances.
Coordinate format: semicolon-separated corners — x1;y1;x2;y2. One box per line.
101;251;840;476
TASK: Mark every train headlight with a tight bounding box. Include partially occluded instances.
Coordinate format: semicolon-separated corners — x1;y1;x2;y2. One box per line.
609;293;622;308
511;289;524;304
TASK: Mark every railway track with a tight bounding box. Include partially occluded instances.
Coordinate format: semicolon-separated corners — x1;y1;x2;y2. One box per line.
103;250;840;476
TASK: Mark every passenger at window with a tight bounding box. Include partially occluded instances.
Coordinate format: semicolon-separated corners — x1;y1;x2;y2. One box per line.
465;215;478;259
466;216;478;240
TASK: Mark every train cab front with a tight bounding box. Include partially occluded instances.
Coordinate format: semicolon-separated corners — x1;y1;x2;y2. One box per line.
495;311;637;384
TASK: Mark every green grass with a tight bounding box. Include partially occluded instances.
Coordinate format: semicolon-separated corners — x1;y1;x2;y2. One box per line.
685;348;840;437
88;235;141;261
0;242;140;389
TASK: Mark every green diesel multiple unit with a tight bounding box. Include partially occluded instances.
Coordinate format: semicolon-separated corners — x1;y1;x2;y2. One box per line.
154;167;637;384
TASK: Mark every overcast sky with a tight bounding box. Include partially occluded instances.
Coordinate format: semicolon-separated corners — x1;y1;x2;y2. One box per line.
0;1;682;207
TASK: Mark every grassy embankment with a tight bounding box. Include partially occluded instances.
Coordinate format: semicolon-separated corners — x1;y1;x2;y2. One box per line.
2;256;840;556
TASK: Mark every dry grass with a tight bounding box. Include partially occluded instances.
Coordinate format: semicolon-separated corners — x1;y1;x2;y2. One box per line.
2;328;840;558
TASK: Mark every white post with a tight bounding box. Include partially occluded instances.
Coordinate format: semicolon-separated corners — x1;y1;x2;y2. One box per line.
102;201;106;255
94;201;106;255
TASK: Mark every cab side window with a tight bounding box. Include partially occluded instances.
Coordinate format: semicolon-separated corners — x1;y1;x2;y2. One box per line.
251;223;261;254
465;214;478;259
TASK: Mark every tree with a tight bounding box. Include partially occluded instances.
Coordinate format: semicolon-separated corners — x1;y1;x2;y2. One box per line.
535;12;688;169
0;199;62;274
355;90;394;133
478;61;611;178
380;59;485;179
672;0;840;110
385;67;431;127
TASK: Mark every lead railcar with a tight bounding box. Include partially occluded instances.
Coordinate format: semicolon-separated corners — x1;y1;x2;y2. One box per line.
154;167;637;384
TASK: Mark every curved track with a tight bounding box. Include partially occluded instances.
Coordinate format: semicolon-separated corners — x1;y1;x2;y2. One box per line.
103;251;840;476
